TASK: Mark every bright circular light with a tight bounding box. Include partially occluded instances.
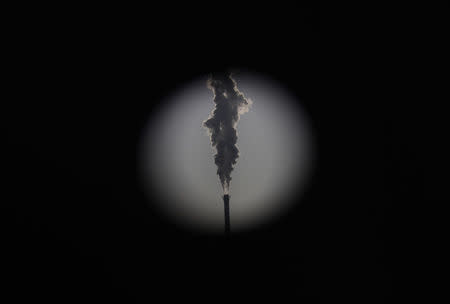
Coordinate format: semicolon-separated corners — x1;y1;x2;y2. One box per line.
138;72;315;234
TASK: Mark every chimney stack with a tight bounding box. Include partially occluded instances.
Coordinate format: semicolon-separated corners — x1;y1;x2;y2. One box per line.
223;194;230;236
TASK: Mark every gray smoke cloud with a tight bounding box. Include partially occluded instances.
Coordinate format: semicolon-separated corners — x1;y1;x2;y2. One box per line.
203;72;252;194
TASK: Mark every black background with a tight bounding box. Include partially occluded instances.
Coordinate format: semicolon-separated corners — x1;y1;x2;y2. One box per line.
2;2;428;302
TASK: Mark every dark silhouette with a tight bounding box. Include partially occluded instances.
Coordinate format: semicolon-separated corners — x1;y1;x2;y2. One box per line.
223;194;230;236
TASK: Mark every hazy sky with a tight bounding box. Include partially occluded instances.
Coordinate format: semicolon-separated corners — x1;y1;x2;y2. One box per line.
139;72;315;233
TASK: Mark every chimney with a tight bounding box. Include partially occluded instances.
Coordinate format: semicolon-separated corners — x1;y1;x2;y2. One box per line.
223;194;230;236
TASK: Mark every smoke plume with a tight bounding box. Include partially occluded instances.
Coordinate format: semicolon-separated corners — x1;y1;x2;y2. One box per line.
203;72;252;194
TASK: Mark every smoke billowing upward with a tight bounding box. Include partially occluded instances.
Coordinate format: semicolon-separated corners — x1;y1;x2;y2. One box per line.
203;72;252;194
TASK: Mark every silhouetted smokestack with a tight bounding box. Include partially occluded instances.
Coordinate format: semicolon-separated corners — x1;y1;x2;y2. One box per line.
223;194;230;236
